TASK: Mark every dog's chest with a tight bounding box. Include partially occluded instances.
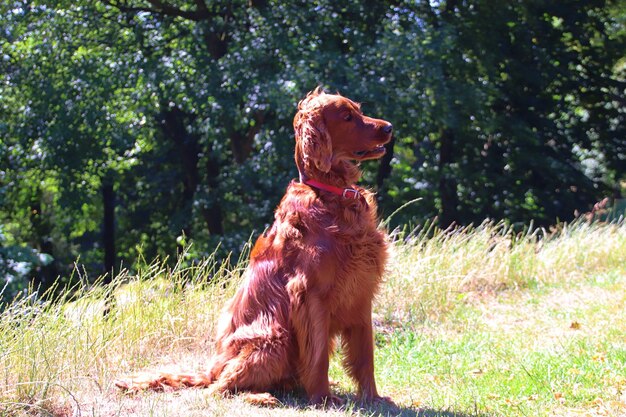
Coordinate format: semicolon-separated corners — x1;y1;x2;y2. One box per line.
320;209;387;303
277;188;387;302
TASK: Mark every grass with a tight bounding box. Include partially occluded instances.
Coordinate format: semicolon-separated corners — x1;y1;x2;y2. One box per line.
0;220;625;416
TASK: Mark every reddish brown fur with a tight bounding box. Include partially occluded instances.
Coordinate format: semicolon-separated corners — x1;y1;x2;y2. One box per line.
115;88;394;406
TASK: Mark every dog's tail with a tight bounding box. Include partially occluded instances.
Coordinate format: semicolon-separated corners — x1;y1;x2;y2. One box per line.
114;368;215;392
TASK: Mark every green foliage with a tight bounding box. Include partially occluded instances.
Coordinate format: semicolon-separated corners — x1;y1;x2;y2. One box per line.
0;0;624;296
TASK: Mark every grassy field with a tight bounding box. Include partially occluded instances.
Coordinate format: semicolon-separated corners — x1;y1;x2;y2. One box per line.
1;221;625;417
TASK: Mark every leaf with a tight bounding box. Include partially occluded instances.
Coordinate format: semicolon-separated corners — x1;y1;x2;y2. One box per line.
570;321;582;330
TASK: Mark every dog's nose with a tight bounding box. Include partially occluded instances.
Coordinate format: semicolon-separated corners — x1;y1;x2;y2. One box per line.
382;124;393;134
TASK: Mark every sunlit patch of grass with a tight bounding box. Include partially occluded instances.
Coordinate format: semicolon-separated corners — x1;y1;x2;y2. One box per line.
372;283;626;417
0;221;624;416
378;220;626;325
0;249;244;416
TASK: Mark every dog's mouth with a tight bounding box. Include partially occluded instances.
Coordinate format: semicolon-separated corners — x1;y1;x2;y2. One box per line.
353;145;387;160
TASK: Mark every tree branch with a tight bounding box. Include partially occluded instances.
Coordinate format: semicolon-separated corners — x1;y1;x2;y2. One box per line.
193;0;210;15
102;0;213;21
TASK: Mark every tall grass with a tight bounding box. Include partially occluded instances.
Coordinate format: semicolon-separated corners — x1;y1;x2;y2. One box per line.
0;252;244;415
0;220;624;415
379;220;626;324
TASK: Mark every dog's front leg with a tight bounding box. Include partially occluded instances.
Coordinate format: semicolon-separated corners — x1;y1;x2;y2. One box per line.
290;289;336;405
341;307;393;404
342;315;378;400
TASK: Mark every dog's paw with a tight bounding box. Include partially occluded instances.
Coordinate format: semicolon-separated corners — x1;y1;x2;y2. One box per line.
113;379;130;391
311;393;345;408
370;395;397;408
243;392;281;407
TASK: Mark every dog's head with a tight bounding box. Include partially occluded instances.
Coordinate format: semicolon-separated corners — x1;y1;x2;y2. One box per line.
293;87;393;179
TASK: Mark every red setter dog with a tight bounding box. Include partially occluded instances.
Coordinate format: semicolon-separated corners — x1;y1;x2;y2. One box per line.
116;88;394;406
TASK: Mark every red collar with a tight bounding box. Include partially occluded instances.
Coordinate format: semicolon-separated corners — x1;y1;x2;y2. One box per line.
303;179;368;206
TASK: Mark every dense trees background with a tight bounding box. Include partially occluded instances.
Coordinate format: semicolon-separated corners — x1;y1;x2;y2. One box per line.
1;0;624;300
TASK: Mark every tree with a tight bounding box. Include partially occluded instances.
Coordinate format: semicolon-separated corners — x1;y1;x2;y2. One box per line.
370;0;625;228
1;0;623;299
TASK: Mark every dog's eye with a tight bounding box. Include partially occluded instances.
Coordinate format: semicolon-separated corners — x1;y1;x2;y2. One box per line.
344;112;352;121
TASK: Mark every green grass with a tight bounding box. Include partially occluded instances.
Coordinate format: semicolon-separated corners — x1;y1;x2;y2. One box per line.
1;221;625;416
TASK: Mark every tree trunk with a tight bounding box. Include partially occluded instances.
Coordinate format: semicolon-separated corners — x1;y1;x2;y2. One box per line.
438;128;458;229
160;107;224;236
376;135;395;212
228;110;266;164
376;135;395;191
102;178;115;282
203;140;224;235
28;192;59;291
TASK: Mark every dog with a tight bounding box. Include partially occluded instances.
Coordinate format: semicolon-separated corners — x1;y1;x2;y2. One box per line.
116;87;394;407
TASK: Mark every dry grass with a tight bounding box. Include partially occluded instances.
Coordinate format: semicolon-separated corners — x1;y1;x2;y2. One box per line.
0;220;624;416
0;254;244;416
379;221;626;324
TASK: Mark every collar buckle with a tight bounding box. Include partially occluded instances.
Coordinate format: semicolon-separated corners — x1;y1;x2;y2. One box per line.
302;179;367;208
342;188;360;200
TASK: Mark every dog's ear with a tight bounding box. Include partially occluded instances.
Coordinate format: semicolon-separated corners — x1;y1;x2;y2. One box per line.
294;109;332;174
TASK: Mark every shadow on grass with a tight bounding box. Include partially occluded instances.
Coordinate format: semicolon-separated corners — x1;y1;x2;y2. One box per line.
272;391;491;417
343;398;492;417
415;410;491;417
